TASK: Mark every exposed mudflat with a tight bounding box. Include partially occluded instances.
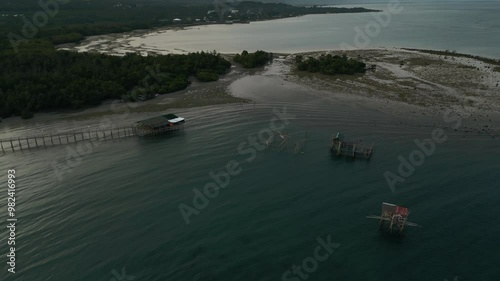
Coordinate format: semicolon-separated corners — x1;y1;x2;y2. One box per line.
283;49;500;116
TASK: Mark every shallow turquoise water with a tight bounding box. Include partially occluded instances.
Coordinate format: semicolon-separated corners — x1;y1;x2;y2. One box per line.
0;100;499;281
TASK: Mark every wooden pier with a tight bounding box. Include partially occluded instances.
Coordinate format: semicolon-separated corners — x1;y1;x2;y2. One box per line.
0;124;183;153
330;133;373;159
0;126;139;153
0;114;185;154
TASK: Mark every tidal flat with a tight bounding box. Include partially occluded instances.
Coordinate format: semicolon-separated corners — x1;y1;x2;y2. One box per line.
285;49;500;114
2;48;499;141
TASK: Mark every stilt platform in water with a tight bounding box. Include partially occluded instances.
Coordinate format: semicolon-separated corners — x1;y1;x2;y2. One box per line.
330;132;373;159
366;202;422;236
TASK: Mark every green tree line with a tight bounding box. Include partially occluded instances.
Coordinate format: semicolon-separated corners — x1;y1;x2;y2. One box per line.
233;50;273;68
0;49;230;119
295;54;367;75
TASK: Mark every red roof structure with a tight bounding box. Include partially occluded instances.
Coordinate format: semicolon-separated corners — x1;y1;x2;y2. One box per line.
367;202;421;236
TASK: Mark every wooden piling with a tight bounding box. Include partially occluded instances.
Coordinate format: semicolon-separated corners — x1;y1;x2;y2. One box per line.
0;125;152;153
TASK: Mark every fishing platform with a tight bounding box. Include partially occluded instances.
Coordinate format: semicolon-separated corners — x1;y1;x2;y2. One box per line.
330;133;373;159
366;202;421;235
135;113;185;136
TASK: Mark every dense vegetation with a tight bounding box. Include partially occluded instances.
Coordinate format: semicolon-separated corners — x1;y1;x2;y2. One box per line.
0;50;230;118
295;54;367;75
233;50;273;68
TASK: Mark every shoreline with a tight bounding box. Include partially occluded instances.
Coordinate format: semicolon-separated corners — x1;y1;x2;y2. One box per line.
1;48;499;139
56;11;385;56
288;48;500;112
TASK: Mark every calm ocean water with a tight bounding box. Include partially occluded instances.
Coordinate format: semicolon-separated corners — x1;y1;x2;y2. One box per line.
1;1;500;281
127;1;500;58
1;94;499;281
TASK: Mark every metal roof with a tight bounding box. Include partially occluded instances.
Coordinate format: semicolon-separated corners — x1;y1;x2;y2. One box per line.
382;202;409;217
136;114;183;128
168;117;185;123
